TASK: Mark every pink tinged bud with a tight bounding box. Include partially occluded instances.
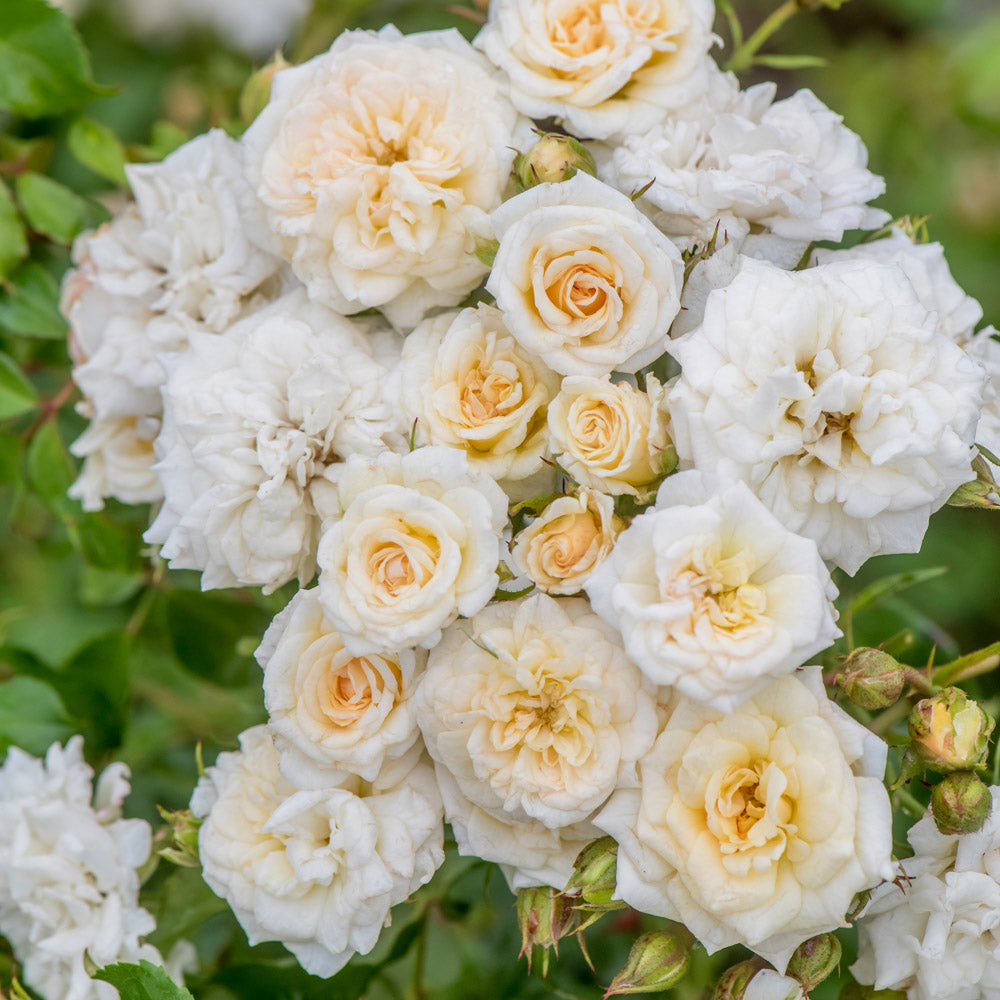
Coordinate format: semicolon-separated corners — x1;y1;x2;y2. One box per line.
834;648;905;710
514;133;597;191
908;687;994;772
930;771;993;835
604;927;693;997
786;933;842;991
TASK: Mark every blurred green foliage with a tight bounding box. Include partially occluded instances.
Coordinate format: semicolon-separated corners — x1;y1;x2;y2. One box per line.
0;0;998;997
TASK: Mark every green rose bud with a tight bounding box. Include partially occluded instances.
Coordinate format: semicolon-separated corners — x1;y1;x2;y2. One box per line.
516;885;578;973
239;51;290;126
604;927;692;997
514;133;597;191
909;687;994;772
835;648;905;710
156;806;201;867
565;836;624;910
786;932;842;990
930;771;993;835
710;958;767;999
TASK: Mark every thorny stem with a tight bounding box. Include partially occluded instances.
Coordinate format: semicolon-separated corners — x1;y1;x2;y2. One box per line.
725;0;800;73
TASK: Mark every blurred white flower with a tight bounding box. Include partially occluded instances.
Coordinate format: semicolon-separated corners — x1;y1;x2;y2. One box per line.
510;488;619;594
603;69;889;249
400;305;560;480
744;971;807;1000
668;257;984;574
586;472;840;710
547;374;673;495
145;288;405;593
416;594;657;829
597;668;893;970
474;0;717;140
192;727;444;978
853;787;1000;1000
488;172;683;376
69;413;162;512
0;738;163;1000
243;27;521;329
258;588;425;787
316;447;508;654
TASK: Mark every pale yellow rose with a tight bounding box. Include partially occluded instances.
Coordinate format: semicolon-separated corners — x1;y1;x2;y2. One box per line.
401;305;560;480
510;489;619;594
548;374;674;495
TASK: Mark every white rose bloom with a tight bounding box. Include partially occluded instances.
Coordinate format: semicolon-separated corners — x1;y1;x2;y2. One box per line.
69;413;162;512
474;0;717;140
145;289;405;593
968;328;1000;463
604;69;888;249
400;305;560;480
0;738;165;1000
488;173;683;376
852;788;1000;1000
416;594;658;832
597;668;894;971
242;27;521;330
586;472;839;711
191;727;444;979
744;971;807;1000
436;764;601;890
548;374;674;494
668;258;985;574
316;447;508;654
812;227;984;344
511;488;619;594
258;588;425;787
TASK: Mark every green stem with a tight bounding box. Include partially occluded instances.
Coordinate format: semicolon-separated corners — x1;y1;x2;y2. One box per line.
725;0;800;73
411;910;429;1000
893;786;927;819
902;667;936;697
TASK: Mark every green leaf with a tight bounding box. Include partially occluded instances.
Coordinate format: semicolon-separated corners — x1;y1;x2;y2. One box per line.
95;961;194;1000
846;566;949;618
27;419;77;519
78;565;145;607
56;632;131;751
0;675;73;754
165;590;271;684
0;351;37;420
0;261;69;339
0;0;109;118
72;511;142;570
67;116;128;187
16;171;88;244
0;180;29;281
0;428;22;480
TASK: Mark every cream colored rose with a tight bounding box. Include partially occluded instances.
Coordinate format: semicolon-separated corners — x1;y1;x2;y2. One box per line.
510;489;619;594
474;0;717;140
596;668;894;971
549;374;674;495
400;305;560;480
243;27;521;329
69;413;161;512
316;447;508;655
487;172;683;376
415;593;658;832
258;588;425;786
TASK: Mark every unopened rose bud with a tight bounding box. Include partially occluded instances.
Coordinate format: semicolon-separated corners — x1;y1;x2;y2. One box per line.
604;927;692;997
710;958;766;999
239;52;291;126
514;133;597;190
909;687;994;772
786;932;841;990
156;806;201;867
839;983;907;1000
931;771;993;835
835;648;905;710
565;836;624;910
516;886;578;972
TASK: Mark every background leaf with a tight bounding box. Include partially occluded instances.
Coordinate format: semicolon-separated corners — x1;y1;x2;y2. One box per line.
0;261;69;339
0;352;37;420
0;181;29;281
0;675;73;754
95;961;194;1000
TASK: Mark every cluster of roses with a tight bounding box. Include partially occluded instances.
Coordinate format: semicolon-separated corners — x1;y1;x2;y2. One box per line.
46;0;1000;997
